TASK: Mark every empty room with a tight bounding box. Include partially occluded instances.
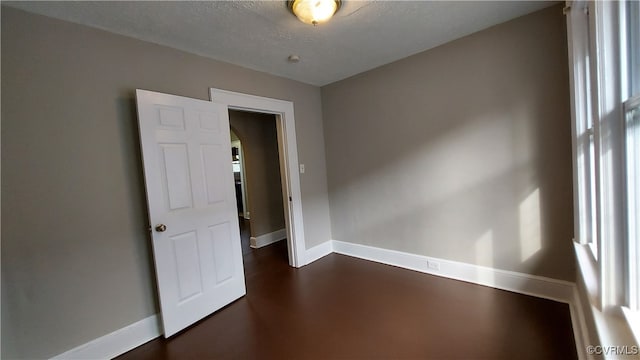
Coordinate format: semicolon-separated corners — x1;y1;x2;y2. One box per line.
2;1;639;359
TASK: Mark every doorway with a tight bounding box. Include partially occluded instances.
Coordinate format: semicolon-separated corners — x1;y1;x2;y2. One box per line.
210;88;307;268
229;110;288;269
136;88;307;338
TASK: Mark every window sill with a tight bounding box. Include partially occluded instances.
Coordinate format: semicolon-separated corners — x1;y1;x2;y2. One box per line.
574;241;600;306
622;307;640;345
574;242;640;356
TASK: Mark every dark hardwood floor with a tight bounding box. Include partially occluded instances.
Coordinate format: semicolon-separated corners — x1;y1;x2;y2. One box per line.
117;219;577;359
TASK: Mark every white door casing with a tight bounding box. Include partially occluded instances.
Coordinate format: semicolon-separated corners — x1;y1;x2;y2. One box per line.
136;89;245;337
210;88;307;268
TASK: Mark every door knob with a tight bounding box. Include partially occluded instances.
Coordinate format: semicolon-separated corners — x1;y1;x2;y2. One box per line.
155;224;167;232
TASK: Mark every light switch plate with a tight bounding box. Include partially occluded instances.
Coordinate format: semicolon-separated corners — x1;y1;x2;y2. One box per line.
300;164;305;174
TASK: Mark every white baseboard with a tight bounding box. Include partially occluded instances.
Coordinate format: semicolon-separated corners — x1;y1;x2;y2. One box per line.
331;240;575;303
304;240;334;265
250;228;286;249
50;314;161;360
571;286;589;360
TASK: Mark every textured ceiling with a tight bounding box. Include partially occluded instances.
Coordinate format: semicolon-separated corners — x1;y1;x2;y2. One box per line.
4;1;556;86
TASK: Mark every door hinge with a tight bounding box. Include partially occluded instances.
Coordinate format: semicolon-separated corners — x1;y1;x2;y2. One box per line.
289;196;292;202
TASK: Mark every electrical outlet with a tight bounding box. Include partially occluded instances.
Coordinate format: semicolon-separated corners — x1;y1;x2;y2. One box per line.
299;164;305;174
427;260;440;271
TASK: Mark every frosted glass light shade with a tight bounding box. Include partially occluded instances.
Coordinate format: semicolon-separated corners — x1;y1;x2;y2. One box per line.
288;0;341;25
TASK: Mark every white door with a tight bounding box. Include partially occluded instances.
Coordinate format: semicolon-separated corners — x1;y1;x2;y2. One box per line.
135;89;245;337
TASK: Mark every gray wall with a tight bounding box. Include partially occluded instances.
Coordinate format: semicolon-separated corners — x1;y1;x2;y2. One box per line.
230;111;285;237
321;5;575;281
1;7;331;359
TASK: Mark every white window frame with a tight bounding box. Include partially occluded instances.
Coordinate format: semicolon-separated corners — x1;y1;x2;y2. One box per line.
567;0;640;348
592;0;626;311
623;0;640;314
567;0;600;261
625;94;640;312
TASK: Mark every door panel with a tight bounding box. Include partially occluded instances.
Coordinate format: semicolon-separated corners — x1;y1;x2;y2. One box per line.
161;144;193;210
136;89;245;337
171;231;203;302
201;144;227;205
210;222;234;283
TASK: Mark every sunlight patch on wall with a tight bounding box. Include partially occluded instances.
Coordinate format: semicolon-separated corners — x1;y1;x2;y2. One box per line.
519;188;542;262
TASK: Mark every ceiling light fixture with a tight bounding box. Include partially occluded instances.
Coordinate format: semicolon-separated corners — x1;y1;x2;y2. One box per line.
287;0;342;26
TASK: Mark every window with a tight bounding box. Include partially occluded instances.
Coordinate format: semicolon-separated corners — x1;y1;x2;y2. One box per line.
568;0;640;315
626;95;640;311
567;0;599;259
624;0;640;312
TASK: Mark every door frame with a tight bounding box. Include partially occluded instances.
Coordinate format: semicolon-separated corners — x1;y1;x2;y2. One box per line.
210;88;306;268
